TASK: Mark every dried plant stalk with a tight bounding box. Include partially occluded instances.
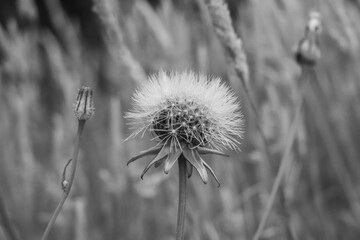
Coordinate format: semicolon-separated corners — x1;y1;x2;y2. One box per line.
204;0;249;88
93;0;146;85
203;0;271;169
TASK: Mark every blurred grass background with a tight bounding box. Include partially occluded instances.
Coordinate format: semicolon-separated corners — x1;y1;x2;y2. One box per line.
1;0;360;239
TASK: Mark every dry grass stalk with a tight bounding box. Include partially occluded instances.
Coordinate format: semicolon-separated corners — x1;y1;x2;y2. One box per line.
203;0;272;179
203;0;249;87
93;0;146;85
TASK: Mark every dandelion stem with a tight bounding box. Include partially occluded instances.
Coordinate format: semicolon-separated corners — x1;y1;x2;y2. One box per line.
41;120;86;240
176;155;187;240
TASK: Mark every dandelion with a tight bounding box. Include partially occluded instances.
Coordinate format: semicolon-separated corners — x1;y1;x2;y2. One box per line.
126;71;244;185
126;71;243;240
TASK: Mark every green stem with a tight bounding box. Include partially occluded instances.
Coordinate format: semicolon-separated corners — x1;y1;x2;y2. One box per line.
41;120;86;240
176;155;187;240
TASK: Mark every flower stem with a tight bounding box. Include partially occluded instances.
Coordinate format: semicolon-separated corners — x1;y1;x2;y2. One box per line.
41;120;86;240
252;67;310;240
176;155;187;240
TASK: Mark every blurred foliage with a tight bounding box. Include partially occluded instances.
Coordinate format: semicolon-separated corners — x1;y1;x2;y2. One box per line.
1;0;360;239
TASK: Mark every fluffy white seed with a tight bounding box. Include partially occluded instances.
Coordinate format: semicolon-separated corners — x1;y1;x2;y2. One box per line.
126;71;244;150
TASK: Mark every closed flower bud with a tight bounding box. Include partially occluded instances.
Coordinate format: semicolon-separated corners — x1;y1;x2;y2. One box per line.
295;11;322;66
73;86;95;121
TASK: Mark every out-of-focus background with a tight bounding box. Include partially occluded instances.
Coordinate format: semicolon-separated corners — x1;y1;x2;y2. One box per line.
1;0;360;239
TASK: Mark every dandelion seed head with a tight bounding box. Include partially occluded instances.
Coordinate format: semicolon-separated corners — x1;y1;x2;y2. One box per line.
126;71;244;150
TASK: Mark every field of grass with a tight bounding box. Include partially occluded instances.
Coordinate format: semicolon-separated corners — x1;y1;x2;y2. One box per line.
1;0;360;239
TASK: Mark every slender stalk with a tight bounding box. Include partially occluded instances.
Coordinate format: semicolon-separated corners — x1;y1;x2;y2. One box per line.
253;98;304;240
176;155;187;240
252;68;310;240
41;120;86;240
204;0;272;168
305;68;360;224
0;194;20;240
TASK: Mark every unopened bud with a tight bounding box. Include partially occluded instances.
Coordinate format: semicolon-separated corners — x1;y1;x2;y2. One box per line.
308;11;322;34
73;86;95;121
294;11;322;66
62;180;69;192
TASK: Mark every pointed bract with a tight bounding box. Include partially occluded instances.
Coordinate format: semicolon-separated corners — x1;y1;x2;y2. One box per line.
186;162;193;178
183;146;208;184
203;161;221;187
197;147;229;157
154;158;166;168
164;146;183;174
141;156;167;179
127;145;162;165
140;141;171;179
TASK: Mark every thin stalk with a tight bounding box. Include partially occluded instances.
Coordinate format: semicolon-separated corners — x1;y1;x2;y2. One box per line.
176;155;187;240
252;68;310;240
0;194;20;240
305;68;360;224
241;81;272;163
41;120;86;240
204;0;272;167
